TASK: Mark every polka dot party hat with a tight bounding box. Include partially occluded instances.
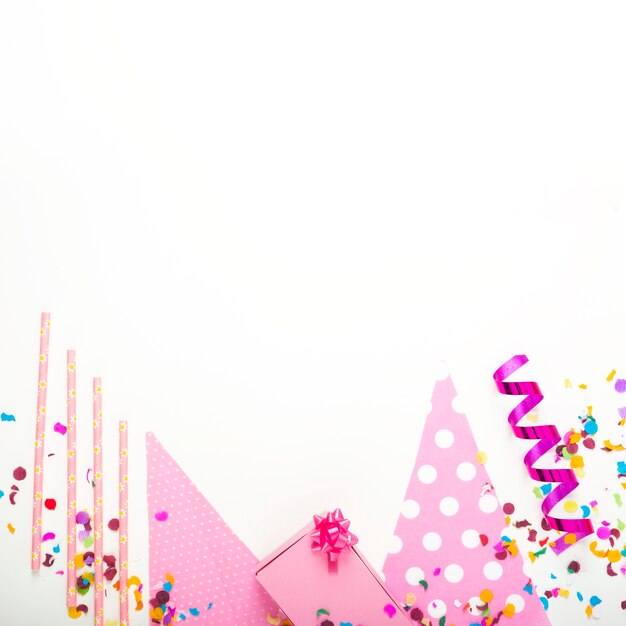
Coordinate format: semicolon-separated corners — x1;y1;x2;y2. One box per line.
146;432;279;624
383;376;551;626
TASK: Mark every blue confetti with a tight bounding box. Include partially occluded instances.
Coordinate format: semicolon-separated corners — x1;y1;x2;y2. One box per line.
0;490;4;500
589;596;602;607
581;505;591;518
52;544;60;554
540;484;552;495
584;420;598;435
523;583;534;595
577;592;584;602
189;608;200;616
163;581;173;593
550;573;557;579
617;461;626;475
0;412;15;422
207;603;213;610
179;614;187;621
540;597;549;610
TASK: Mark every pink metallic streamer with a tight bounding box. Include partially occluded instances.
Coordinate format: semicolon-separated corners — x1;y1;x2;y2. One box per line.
310;509;358;573
493;354;593;553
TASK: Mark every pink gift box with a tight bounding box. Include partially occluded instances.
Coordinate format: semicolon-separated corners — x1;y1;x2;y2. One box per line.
256;516;414;626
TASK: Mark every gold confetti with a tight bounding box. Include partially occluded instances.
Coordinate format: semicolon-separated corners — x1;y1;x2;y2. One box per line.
475;451;488;464
607;369;617;381
7;523;15;534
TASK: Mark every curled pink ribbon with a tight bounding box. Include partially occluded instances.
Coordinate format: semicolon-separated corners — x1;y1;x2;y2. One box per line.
311;509;358;573
493;355;593;554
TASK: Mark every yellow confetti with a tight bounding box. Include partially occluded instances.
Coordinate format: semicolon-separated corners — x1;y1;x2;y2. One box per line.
563;500;578;513
585;604;593;618
74;553;84;568
502;603;516;618
578;383;587;390
7;523;15;534
475;451;488;464
607;369;617;382
165;572;175;586
558;589;570;598
266;614;281;626
564;533;578;545
105;620;119;626
570;455;584;469
587;406;593;417
480;589;494;603
527;412;539;423
607;549;621;563
604;440;625;451
405;592;417;606
564;378;573;388
67;607;82;619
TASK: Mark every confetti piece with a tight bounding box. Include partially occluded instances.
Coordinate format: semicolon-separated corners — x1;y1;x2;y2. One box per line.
564;500;578;513
68;606;82;619
13;467;26;481
189;608;200;616
565;379;573;388
475;451;488;464
7;523;15;534
607;370;617;382
76;511;90;525
578;384;587;390
42;553;55;567
383;603;397;617
42;532;55;542
0;490;3;500
0;412;15;422
44;498;56;510
155;511;169;522
616;380;626;393
53;544;60;553
108;518;119;531
54;422;67;435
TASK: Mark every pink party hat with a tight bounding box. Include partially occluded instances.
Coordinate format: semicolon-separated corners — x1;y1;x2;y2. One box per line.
146;432;279;624
383;377;552;626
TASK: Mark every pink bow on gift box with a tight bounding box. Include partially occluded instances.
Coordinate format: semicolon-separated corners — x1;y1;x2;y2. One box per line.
310;509;358;573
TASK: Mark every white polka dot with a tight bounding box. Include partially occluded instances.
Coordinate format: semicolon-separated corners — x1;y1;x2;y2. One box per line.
483;561;503;580
506;594;525;612
456;461;476;481
451;395;465;414
427;600;447;619
439;496;459;516
405;566;425;585
434;428;454;448
422;531;442;551
461;528;480;548
467;597;484;616
417;464;437;484
479;493;499;514
388;534;403;554
444;563;464;583
401;499;420;519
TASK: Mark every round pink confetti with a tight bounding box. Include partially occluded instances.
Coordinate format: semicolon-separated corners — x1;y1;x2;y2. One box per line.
597;526;611;540
155;511;169;522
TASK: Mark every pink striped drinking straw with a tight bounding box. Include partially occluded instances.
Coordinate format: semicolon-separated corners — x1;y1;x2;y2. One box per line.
67;350;77;606
93;378;104;626
119;421;129;626
32;312;51;570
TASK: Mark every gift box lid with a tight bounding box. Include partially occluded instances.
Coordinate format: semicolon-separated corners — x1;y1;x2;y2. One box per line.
256;518;415;626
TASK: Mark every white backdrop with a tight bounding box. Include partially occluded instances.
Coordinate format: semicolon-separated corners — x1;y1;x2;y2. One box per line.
1;2;626;625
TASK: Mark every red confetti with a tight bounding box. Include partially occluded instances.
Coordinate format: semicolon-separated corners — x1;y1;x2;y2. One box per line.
13;467;26;481
479;534;489;546
44;498;57;511
108;518;120;531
